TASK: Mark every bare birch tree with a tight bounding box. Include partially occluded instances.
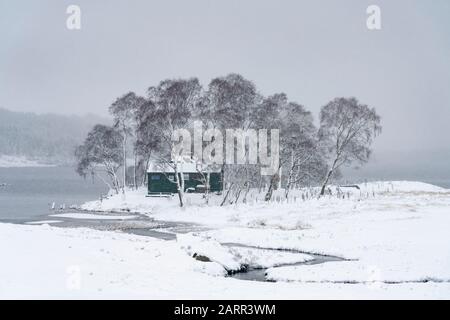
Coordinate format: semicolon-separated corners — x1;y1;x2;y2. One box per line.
318;97;382;196
109;92;146;191
75;125;123;194
135;99;161;186
202;74;262;203
280;102;326;198
144;78;202;207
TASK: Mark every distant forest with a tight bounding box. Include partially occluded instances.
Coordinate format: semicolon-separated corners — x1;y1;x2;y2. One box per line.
0;108;109;164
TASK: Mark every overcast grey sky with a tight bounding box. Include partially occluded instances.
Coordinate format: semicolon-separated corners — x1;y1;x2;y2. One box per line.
1;0;449;175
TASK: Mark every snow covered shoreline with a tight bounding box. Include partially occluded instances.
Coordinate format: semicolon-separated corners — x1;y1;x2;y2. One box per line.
0;155;55;168
1;181;450;299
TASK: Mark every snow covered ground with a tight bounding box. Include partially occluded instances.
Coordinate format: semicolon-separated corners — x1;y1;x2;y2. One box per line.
50;213;139;220
1;181;450;299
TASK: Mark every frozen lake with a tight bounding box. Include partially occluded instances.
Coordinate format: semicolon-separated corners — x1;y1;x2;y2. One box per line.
0;166;107;221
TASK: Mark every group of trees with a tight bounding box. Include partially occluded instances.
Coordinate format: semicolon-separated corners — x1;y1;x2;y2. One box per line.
75;73;381;206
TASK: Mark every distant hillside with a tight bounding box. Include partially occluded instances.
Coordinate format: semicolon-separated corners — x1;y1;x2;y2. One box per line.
0;108;110;164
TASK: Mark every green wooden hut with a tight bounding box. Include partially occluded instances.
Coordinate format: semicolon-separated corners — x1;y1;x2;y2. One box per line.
147;161;223;195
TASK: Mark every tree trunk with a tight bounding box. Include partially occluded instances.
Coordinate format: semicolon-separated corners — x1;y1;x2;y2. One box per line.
220;183;234;206
204;173;210;204
242;183;250;204
109;171;120;194
320;157;339;196
264;168;281;201
285;165;295;199
177;188;184;207
122;133;127;192
133;152;137;190
221;164;226;192
174;167;184;207
234;187;242;204
320;168;334;196
142;156;151;187
265;182;274;202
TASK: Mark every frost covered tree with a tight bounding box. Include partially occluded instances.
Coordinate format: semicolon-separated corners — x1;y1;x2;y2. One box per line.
75;75;384;205
75;125;123;194
202;73;260;130
134;99;161;186
202;74;262;204
145;78;202;207
318;97;382;196
109;92;146;191
280;102;326;199
254;95;326;201
252;93;285;201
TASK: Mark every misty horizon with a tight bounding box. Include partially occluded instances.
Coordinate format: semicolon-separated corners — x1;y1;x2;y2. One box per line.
1;0;449;180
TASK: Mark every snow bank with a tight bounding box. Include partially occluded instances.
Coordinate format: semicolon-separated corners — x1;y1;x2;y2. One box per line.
177;233;314;271
81;188;168;214
229;246;313;269
357;180;448;193
0;155;55;168
266;260;450;284
81;181;449;225
177;233;241;271
50;213;139;220
26;220;62;225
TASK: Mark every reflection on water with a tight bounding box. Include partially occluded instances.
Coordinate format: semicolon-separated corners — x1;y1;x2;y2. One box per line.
0;167;107;221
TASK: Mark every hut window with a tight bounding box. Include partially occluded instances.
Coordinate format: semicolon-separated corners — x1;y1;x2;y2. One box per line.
183;173;189;180
151;174;160;180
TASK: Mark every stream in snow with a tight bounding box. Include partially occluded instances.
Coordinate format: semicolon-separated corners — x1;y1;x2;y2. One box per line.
55;215;348;282
222;243;347;282
7;209;349;282
227;254;344;282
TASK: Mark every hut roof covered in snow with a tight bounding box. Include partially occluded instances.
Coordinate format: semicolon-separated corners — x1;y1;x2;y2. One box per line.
147;161;221;173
